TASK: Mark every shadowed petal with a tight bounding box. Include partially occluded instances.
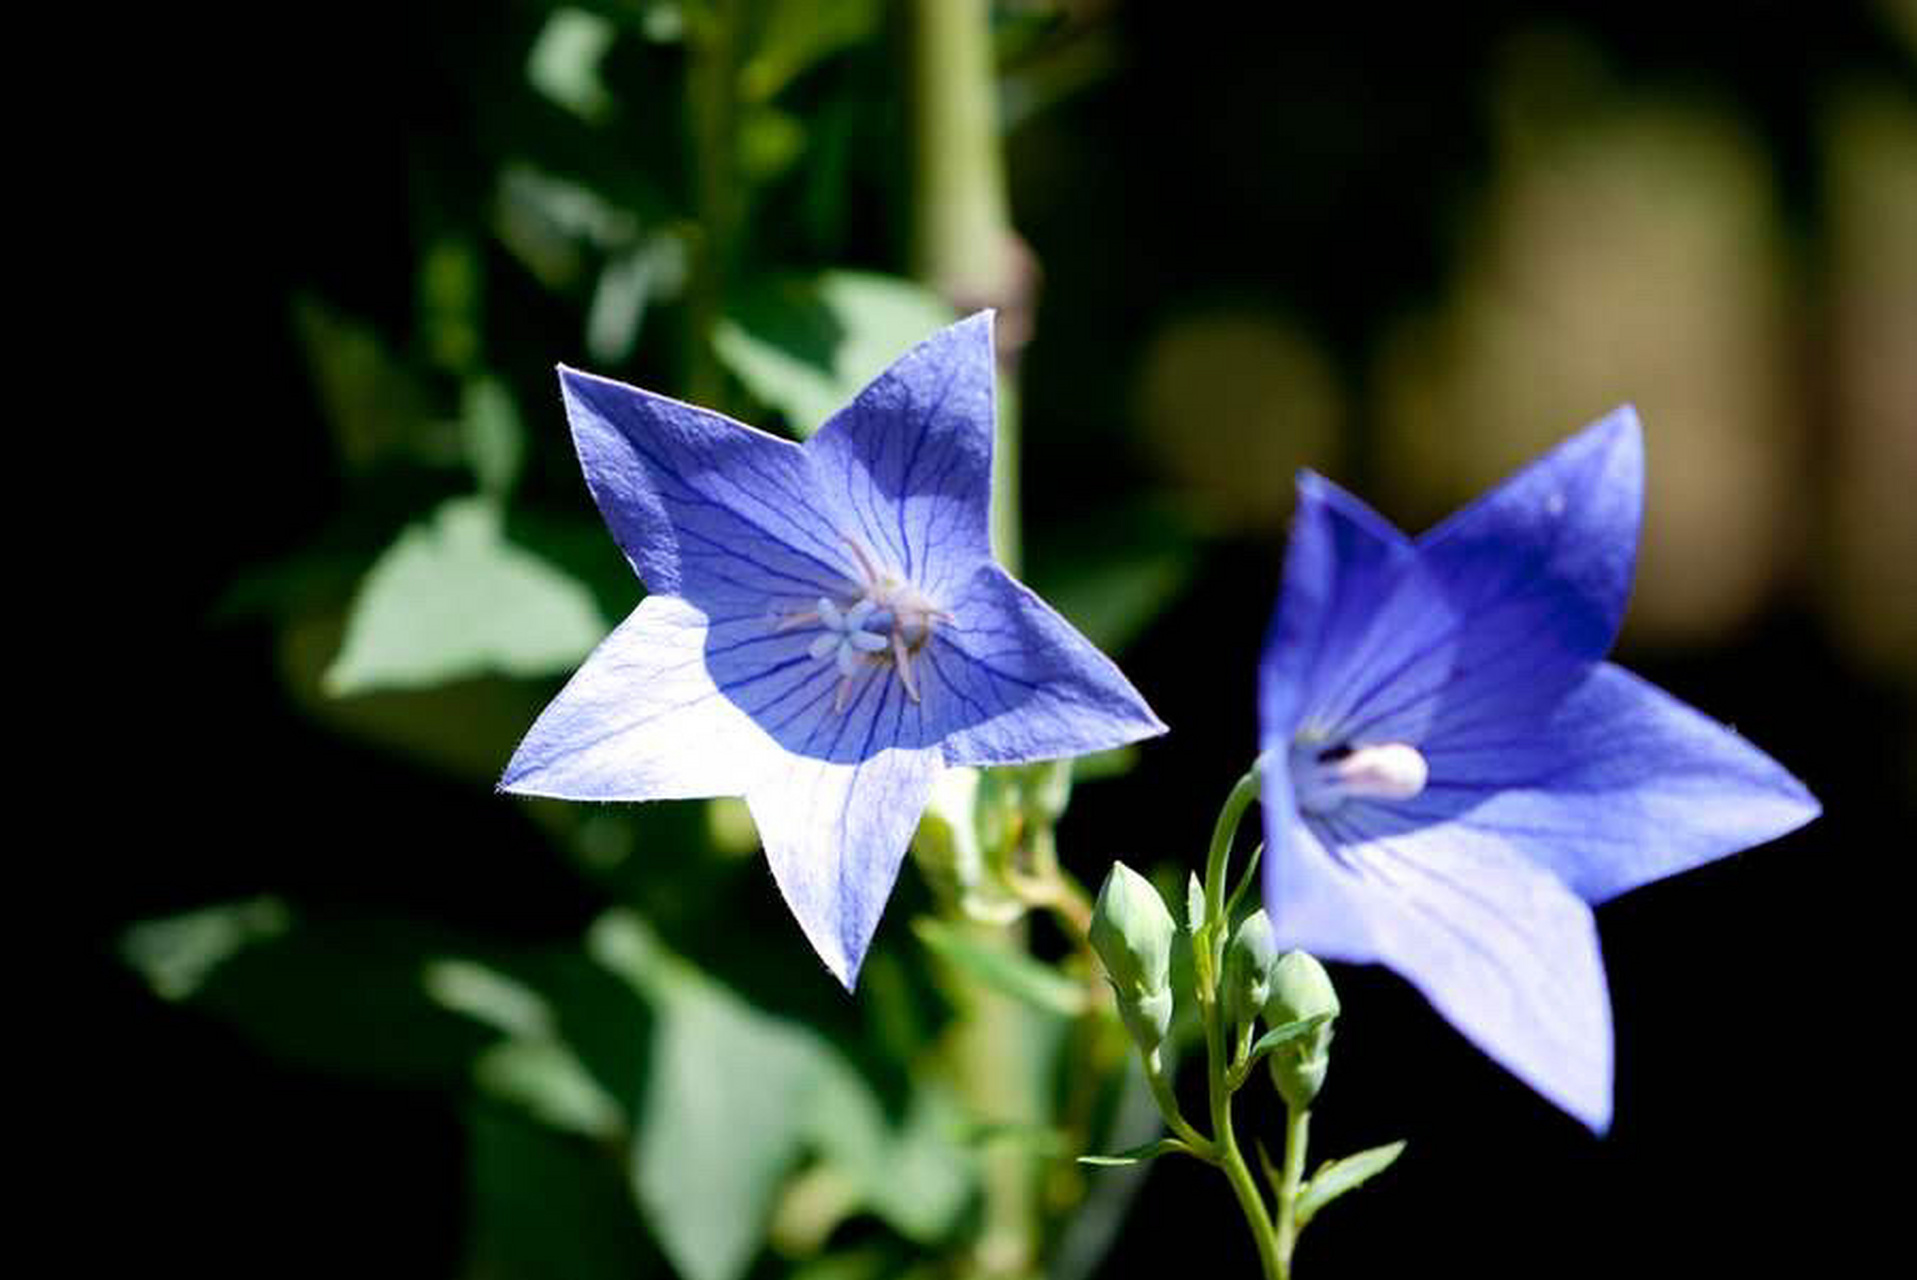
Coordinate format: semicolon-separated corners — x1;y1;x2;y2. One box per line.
931;565;1166;767
806;313;996;596
500;596;769;800
1260;472;1453;744
1264;765;1614;1132
748;743;943;987
560;366;857;611
1322;410;1644;748
1402;662;1821;904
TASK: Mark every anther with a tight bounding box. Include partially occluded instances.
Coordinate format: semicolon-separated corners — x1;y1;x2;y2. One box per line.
1293;741;1428;814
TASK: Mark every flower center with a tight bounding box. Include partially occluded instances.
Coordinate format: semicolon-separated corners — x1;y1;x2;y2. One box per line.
1290;739;1428;814
774;540;947;711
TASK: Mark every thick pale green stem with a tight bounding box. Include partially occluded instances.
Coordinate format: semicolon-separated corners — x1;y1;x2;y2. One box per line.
906;0;1021;571
907;0;1013;309
905;5;1035;1272
683;0;739;408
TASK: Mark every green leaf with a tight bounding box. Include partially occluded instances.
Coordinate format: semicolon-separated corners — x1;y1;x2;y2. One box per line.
1076;1137;1190;1167
586;235;687;363
473;1038;625;1141
424;958;626;1141
1246;1014;1332;1066
325;496;609;696
714;271;956;438
913;917;1088;1017
462;377;526;498
121;897;290;1001
739;0;881;103
589;912;971;1280
854;1086;972;1243
122;907;495;1084
292;297;439;471
1224;841;1265;919
527;8;617;122
1295;1140;1408;1229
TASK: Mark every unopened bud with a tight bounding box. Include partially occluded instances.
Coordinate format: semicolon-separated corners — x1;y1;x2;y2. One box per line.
1090;862;1176;1052
1225;910;1278;1030
1265;950;1339;1109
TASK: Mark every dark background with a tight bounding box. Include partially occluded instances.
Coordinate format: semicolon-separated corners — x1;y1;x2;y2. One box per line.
93;2;1912;1276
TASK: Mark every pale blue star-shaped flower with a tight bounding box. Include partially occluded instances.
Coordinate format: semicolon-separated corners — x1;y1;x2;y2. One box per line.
502;313;1165;985
1258;408;1819;1131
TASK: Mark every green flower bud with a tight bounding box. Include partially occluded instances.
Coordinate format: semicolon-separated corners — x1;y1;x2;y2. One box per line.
1265;949;1340;1109
1090;862;1176;1051
1225;909;1279;1030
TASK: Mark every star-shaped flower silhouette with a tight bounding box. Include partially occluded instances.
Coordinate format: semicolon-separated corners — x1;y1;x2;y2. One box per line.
502;313;1165;985
1257;407;1819;1131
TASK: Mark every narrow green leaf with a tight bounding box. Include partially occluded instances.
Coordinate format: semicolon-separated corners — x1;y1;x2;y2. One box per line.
1076;1137;1190;1167
1296;1141;1408;1229
473;1038;625;1141
461;378;525;498
714;271;956;437
1224;841;1264;919
1245;1014;1331;1065
913;917;1088;1017
325;497;608;696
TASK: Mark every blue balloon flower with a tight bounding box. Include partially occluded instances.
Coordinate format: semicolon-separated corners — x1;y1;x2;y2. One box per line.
1257;407;1818;1131
502;313;1165;986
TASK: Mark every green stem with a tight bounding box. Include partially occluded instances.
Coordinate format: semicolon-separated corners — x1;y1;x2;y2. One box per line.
1204;976;1284;1279
1199;759;1267;990
684;0;739;408
905;7;1037;1272
1273;1105;1312;1275
1141;1049;1212;1154
905;0;1021;571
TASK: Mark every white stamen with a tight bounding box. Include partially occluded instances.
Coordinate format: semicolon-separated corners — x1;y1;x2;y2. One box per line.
781;537;947;713
892;630;921;703
1293;741;1428;814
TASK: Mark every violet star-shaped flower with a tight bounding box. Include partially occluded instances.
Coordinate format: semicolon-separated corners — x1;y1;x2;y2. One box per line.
1257;407;1819;1131
501;313;1165;986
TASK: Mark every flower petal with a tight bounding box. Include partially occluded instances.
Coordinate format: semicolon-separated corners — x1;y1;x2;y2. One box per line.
559;366;857;611
929;565;1167;766
1316;409;1645;748
499;596;769;800
1263;764;1614;1132
1259;472;1454;744
1420;405;1641;662
805;313;997;596
1401;661;1821;904
747;743;943;987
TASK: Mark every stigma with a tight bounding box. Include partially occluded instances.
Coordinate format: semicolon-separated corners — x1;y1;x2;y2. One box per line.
1291;740;1428;814
774;539;947;712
